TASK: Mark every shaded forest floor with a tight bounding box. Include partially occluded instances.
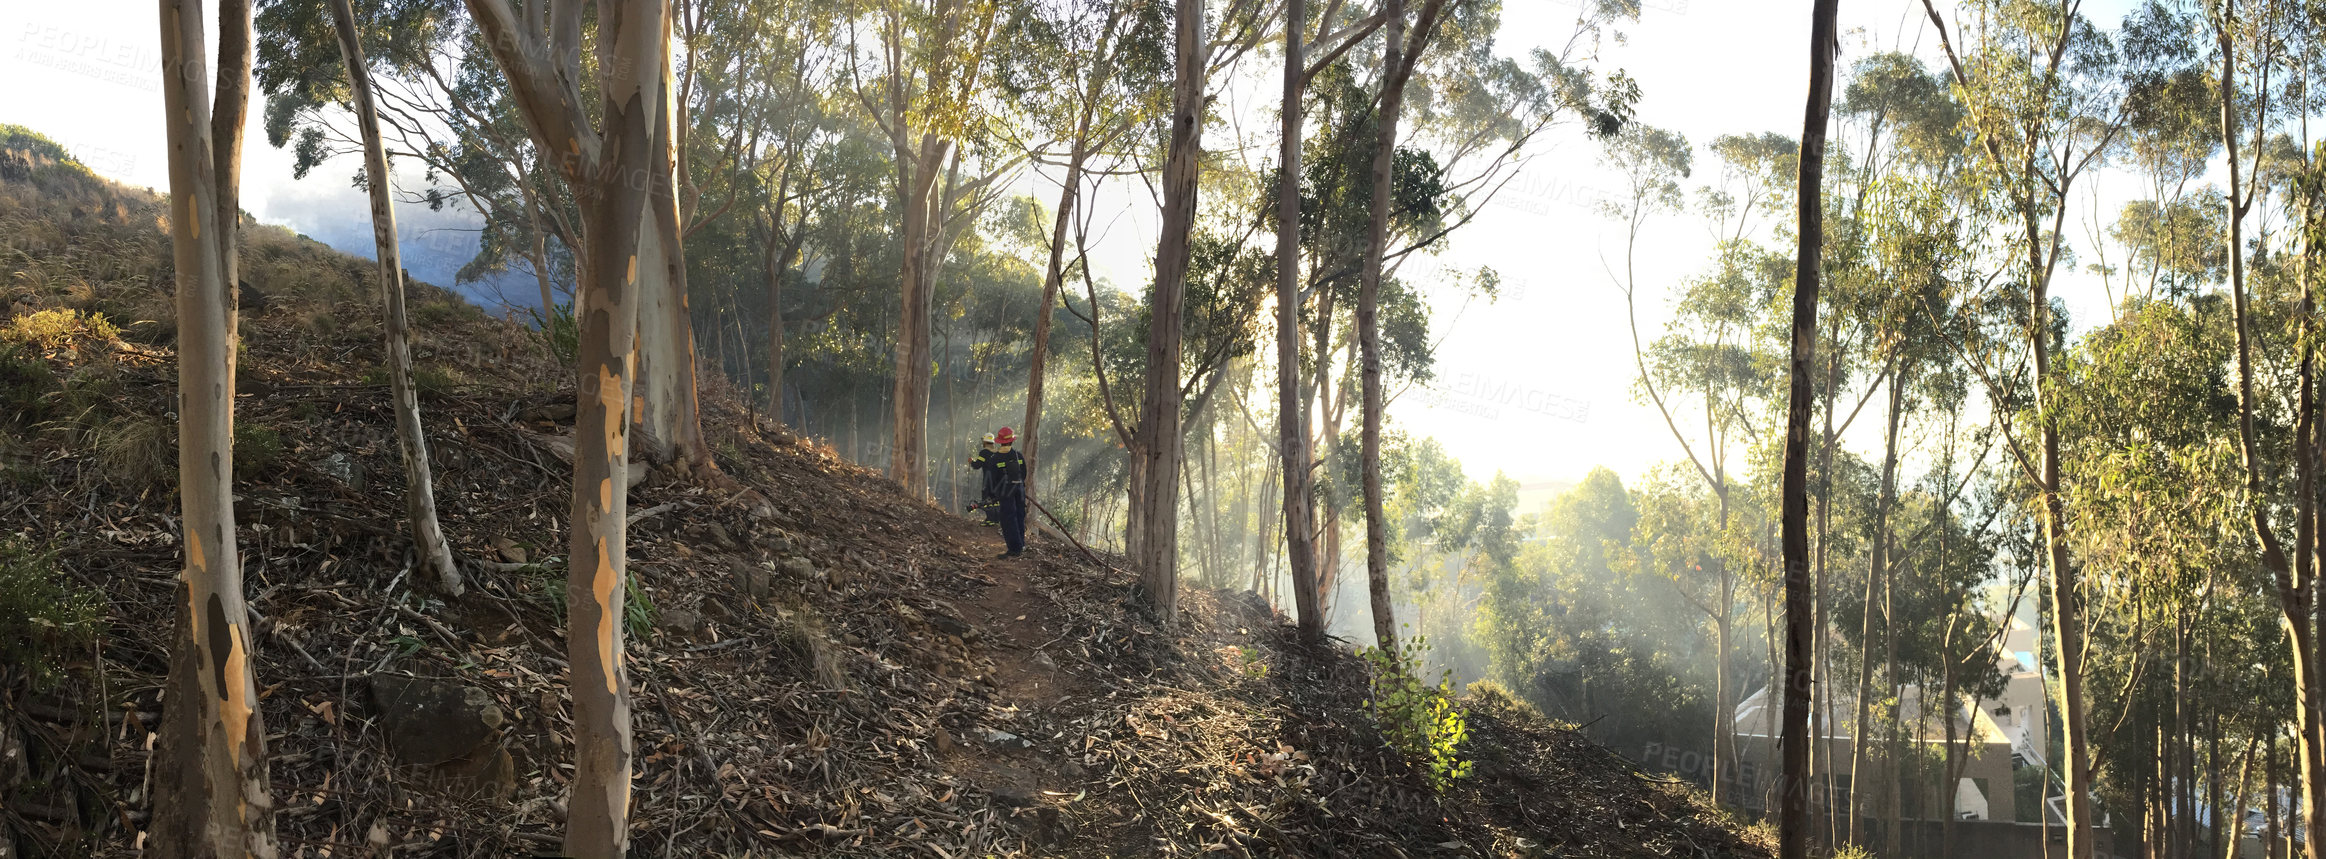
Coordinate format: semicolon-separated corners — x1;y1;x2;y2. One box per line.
0;129;1773;857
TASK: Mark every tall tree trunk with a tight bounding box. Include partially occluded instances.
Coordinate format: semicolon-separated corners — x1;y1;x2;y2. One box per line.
459;0;667;849
1816;335;1840;841
1357;0;1407;656
1777;0;1839;855
151;0;277;854
1275;0;1322;644
890;135;947;494
1130;0;1205;618
639;44;709;470
326;0;462;597
1712;488;1733;806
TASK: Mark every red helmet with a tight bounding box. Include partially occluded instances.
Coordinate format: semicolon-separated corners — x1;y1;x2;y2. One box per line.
995;427;1016;444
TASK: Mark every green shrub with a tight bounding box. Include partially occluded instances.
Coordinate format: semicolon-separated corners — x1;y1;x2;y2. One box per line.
0;536;104;687
1359;634;1474;791
234;423;285;479
0;342;57;426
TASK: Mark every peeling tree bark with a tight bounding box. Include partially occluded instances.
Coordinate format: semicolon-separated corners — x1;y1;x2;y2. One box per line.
151;0;278;854
638;43;710;471
326;0;463;598
457;0;665;853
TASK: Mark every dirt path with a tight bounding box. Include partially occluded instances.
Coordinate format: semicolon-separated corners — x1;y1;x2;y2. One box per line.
920;514;1106;828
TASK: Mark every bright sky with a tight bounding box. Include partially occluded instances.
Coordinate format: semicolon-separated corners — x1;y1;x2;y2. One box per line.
4;0;2148;509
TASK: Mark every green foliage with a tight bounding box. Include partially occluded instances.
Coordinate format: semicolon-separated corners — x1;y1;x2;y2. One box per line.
530;300;580;367
234;423;287;480
0;342;57;428
1360;635;1473;791
0;535;104;687
625;575;657;643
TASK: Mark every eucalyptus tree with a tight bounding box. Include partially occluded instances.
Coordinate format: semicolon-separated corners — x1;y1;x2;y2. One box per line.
324;0;463;597
848;0;1019;495
455;0;668;851
254;0;579;327
2092;0;2217;315
1608;123;1790;806
993;0;1168;505
1353;0;1454;653
1915;3;2129;851
150;0;277;854
1124;0;1281;617
2204;0;2326;849
727;0;848;418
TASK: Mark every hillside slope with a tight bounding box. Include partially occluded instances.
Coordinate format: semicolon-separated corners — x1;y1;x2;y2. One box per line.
0;128;1772;858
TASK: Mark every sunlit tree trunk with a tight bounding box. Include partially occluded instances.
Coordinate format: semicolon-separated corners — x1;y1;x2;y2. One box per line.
2213;5;2326;854
890;133;945;494
150;0;277;854
325;0;462;597
1777;0;1838;855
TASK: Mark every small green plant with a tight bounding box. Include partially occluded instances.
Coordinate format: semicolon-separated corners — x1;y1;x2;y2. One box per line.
234;423;286;479
625;575;657;642
0;536;104;688
1233;645;1268;679
529;301;579;366
0;342;57;427
1359;634;1473;791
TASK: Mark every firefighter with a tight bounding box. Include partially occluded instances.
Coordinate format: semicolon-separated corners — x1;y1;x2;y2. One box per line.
968;427;1027;558
965;433;1001;526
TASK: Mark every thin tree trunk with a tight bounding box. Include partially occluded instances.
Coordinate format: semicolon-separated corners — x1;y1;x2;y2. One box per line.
763;218;786;421
1851;361;1902;846
151;0;277;853
328;0;462;598
1275;0;1322;644
1358;0;1407;656
459;0;667;849
1025;141;1086;504
1816;335;1839;842
1778;0;1839;854
2214;9;2326;854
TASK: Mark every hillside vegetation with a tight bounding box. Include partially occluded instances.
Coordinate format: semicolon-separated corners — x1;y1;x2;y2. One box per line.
0;128;1770;857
